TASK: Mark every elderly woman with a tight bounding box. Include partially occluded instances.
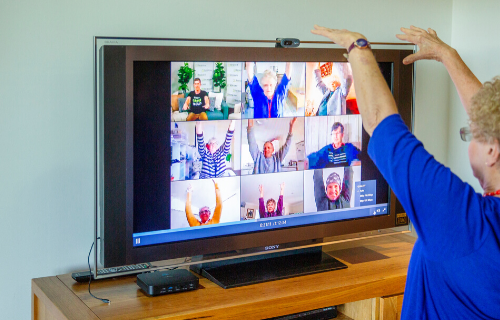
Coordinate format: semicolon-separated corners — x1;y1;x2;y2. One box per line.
196;120;235;179
313;62;352;116
246;62;292;118
311;25;500;319
185;180;222;227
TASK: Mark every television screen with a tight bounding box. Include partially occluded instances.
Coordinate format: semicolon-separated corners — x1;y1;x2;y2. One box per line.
97;41;412;269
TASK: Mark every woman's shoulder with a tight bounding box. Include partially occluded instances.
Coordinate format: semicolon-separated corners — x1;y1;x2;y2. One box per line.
481;195;500;224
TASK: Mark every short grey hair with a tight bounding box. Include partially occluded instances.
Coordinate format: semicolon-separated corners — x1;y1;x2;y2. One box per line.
208;137;218;145
259;69;277;86
199;206;210;214
263;141;274;150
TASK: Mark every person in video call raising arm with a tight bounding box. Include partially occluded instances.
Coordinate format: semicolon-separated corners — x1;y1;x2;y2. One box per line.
196;120;235;179
312;62;352;116
185;179;222;227
307;121;360;169
313;166;352;211
311;25;499;319
247;117;297;174
258;182;285;218
246;62;292;118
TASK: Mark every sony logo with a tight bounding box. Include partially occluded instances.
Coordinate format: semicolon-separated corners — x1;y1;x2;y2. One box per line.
265;245;279;251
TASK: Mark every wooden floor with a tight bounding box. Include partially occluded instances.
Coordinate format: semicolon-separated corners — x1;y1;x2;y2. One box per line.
32;234;415;320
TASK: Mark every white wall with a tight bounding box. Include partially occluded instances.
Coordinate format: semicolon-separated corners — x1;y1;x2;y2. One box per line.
447;0;500;191
0;0;453;318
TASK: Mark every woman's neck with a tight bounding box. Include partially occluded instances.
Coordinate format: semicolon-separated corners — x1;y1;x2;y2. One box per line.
481;167;500;197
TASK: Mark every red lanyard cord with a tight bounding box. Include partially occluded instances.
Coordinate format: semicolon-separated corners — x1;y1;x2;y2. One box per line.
268;97;273;118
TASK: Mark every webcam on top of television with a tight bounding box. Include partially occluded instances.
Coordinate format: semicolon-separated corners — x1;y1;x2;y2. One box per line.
276;38;300;48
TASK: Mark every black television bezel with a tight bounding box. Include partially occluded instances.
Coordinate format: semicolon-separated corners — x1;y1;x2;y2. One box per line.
99;44;413;267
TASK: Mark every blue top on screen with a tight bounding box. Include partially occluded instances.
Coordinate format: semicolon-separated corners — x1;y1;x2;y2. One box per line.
248;74;290;118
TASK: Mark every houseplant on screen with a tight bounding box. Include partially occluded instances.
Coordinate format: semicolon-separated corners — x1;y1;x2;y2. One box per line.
178;62;194;94
212;62;226;93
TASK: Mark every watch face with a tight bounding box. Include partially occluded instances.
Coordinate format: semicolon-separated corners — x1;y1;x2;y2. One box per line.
356;39;368;48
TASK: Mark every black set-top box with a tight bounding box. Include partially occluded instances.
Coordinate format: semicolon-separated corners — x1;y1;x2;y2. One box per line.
137;269;199;296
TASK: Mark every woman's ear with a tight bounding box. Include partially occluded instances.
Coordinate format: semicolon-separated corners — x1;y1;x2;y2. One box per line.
487;139;500;167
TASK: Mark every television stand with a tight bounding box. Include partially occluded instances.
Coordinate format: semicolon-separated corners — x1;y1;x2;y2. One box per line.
32;234;416;320
190;247;347;288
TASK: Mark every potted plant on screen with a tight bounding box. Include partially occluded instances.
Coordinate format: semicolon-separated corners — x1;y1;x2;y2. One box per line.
212;62;226;93
178;62;194;95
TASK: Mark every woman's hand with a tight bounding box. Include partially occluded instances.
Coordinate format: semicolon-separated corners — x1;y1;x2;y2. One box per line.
396;26;453;64
212;179;219;189
311;25;366;49
229;120;236;131
289;117;297;133
195;121;203;134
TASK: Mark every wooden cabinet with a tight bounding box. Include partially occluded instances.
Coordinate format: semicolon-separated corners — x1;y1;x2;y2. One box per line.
380;294;404;320
338;294;404;320
32;234;414;320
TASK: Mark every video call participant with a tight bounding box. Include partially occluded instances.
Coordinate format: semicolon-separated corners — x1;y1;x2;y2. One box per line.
313;62;352;116
258;182;285;218
182;78;210;121
196;121;235;179
313;167;352;210
246;62;291;118
248;118;297;174
185;180;222;227
307;122;360;169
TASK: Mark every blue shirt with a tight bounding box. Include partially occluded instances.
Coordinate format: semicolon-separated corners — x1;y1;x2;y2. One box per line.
249;74;290;118
307;143;360;169
368;114;500;319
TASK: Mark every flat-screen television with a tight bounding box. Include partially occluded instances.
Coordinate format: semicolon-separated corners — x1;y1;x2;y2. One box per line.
95;37;413;287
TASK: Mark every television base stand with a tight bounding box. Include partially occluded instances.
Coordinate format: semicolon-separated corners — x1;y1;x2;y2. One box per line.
189;247;347;289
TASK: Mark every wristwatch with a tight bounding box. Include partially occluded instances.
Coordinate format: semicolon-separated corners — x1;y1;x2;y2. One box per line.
347;38;371;53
